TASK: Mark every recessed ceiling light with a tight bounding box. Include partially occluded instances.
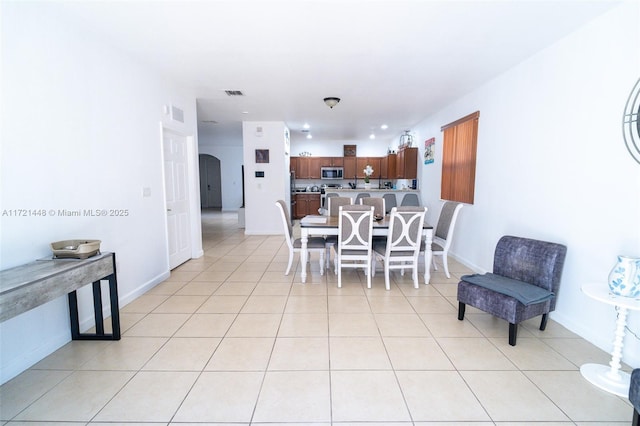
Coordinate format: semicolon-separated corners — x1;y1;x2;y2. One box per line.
307;134;313;139
380;124;388;130
303;123;310;129
369;133;376;140
242;111;249;114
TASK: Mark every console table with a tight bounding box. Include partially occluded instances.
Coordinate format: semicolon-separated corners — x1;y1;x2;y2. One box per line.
0;252;121;340
580;283;640;396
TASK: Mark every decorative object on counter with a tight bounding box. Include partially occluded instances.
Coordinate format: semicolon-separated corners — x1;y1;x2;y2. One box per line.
298;151;312;157
343;144;356;157
255;149;269;163
399;130;414;149
363;164;374;189
608;255;640;298
51;240;101;259
323;97;340;109
424;137;435;164
622;78;640;165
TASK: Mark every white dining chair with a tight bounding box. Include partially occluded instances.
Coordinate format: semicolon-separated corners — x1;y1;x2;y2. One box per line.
421;201;463;278
360;197;385;218
325;196;352;270
372;207;426;290
275;200;325;276
334;204;374;288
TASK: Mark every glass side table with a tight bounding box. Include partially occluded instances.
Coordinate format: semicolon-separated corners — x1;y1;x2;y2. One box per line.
580;283;640;396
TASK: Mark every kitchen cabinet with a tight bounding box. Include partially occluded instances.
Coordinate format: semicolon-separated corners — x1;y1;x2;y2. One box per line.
343;157;357;179
294;193;321;218
395;147;418;179
290;157;299;175
322;157;343;167
292;157;321;179
308;157;322;179
356;157;382;179
381;154;397;179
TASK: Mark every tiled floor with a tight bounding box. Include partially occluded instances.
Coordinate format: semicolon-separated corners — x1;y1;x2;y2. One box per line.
0;210;635;425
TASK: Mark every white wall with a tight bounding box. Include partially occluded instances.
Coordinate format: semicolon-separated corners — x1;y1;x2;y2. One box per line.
242;122;290;234
0;3;202;383
292;138;392;158
198;125;244;210
414;2;640;366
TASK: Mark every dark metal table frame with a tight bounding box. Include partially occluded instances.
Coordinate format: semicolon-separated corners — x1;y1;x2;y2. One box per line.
0;252;121;340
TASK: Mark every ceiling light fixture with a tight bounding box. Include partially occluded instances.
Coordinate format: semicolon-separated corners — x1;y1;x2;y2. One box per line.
380;124;388;130
307;134;313;139
323;97;340;108
369;133;376;140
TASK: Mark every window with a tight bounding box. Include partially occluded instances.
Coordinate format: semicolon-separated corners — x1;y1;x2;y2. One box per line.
441;111;479;204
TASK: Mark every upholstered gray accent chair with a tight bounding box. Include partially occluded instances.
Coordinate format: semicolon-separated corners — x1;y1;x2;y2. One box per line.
631;368;640;426
275;200;325;276
457;235;567;346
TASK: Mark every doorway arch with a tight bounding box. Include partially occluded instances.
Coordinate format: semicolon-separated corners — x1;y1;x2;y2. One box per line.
199;154;222;209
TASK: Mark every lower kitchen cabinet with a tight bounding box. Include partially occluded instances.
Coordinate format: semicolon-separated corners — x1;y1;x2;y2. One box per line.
294;194;321;218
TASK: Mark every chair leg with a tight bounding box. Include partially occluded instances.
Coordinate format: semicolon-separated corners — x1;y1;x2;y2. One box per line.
285;250;294;275
319;251;325;276
412;264;419;289
539;313;548;331
509;323;518;346
384;264;391;291
432;255;438;271
325;247;331;268
633;408;639;426
442;254;450;278
366;260;372;289
458;302;465;320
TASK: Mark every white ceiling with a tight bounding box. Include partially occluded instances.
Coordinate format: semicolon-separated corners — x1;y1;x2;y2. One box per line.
52;0;619;145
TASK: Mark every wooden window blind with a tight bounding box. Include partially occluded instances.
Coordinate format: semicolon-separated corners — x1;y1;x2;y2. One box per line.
440;111;479;204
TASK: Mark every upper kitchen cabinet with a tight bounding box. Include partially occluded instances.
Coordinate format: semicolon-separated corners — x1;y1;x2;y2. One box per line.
291;157;321;179
308;157;322;178
395;147;418;179
356;157;382;179
343;157;357;179
381;154;397;179
321;157;343;167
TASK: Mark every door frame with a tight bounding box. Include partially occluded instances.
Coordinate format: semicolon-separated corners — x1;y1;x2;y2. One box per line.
160;123;204;269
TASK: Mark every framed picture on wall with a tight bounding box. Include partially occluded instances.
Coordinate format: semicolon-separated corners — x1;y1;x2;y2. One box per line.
255;149;269;163
343;145;357;157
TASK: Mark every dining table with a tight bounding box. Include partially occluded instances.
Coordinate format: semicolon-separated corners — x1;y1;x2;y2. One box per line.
298;214;434;284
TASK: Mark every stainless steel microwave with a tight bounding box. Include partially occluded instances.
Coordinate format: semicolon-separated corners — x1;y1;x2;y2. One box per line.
321;167;343;180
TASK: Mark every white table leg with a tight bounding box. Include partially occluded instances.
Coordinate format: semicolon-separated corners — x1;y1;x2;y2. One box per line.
580;306;631;397
300;229;308;283
423;229;433;284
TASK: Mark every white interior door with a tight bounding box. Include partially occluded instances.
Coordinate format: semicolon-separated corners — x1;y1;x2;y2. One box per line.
163;130;191;269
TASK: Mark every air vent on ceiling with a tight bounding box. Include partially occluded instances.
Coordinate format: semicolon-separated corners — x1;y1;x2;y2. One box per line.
201;120;219;124
225;90;244;96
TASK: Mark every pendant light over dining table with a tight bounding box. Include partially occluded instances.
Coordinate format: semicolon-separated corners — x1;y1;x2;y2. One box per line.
323;97;340;109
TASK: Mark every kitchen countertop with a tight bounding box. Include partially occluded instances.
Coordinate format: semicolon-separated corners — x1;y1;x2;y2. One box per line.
327;188;419;192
